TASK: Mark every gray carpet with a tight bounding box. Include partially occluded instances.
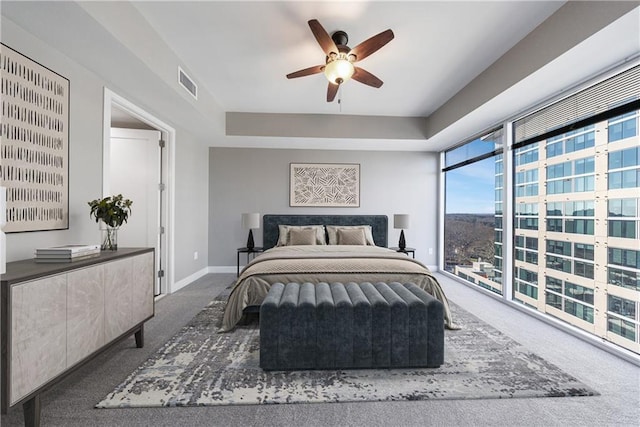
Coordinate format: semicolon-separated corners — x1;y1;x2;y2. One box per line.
96;294;597;408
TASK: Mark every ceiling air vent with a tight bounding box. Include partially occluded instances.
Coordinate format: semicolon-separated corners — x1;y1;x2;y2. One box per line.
178;66;198;99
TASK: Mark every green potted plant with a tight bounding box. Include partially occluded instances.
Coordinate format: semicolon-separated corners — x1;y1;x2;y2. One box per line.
88;194;133;250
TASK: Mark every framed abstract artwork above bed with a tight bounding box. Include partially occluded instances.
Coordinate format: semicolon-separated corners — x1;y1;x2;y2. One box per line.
290;163;360;207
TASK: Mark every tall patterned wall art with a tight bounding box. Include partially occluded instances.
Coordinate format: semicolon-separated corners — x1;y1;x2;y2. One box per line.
0;44;69;232
290;163;360;207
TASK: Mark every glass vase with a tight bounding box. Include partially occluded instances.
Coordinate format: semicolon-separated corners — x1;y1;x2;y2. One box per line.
101;226;119;251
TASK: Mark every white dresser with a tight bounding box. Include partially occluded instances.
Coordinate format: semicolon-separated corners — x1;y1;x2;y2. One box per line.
1;248;154;426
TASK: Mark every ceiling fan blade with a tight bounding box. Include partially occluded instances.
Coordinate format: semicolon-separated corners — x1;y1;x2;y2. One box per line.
286;65;325;79
327;83;339;102
352;67;384;88
308;19;339;56
349;29;394;62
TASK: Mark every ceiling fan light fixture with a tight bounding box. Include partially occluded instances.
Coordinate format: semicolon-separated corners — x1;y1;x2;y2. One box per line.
286;19;393;100
324;55;354;85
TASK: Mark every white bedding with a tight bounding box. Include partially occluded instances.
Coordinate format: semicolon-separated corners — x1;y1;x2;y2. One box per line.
220;245;457;332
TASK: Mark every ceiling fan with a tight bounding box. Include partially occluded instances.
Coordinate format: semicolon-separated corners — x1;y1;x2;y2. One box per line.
286;19;394;102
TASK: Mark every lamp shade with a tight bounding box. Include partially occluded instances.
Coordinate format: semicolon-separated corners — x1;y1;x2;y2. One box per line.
393;214;410;229
324;57;355;85
241;213;260;229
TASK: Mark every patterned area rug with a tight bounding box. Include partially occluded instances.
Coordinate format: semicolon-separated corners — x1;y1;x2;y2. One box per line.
96;296;597;408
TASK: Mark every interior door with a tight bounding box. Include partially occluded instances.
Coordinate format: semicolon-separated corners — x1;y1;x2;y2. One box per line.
109;128;163;295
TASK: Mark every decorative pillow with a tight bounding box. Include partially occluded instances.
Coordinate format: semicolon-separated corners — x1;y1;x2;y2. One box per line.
276;225;289;246
276;225;326;246
337;228;367;245
326;225;375;246
288;228;317;245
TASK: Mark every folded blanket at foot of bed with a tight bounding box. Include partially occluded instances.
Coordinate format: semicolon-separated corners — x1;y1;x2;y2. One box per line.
220;246;458;332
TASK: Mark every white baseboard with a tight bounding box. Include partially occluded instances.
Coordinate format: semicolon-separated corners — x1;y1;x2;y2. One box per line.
170;267;210;293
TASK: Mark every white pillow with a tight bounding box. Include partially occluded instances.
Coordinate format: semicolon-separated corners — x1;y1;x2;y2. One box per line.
276;225;326;246
326;225;375;246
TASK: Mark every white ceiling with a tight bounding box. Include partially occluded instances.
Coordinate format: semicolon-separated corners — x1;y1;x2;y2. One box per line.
131;1;565;117
2;1;638;151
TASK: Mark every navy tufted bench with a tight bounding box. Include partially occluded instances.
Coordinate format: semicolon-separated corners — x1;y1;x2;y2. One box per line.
259;282;444;370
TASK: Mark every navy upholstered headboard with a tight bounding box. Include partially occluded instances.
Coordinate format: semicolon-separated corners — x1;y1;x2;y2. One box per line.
263;214;388;249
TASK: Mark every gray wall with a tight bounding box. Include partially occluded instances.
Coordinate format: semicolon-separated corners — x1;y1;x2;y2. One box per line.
1;17;210;285
209;147;439;268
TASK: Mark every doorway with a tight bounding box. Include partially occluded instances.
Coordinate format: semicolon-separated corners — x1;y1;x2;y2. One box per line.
103;88;175;295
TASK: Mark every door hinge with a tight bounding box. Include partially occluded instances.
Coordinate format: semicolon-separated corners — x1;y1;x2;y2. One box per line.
159;226;165;235
157;269;165;278
159;139;166;148
158;183;166;191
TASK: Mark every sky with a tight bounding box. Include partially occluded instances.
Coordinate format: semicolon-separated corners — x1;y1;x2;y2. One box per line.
445;156;497;215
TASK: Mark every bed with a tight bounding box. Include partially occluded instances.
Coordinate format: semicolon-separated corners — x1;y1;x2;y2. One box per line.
220;214;457;332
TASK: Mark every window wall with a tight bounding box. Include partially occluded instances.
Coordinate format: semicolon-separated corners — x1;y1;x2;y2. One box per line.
443;129;503;295
513;109;640;351
442;65;640;356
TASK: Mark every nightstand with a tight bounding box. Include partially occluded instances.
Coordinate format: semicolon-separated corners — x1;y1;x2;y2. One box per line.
237;247;264;276
389;247;415;258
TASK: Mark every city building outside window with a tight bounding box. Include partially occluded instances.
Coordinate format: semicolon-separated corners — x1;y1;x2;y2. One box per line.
442;65;639;356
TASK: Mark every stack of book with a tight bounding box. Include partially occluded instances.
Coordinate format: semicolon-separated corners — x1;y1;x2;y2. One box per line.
35;244;101;263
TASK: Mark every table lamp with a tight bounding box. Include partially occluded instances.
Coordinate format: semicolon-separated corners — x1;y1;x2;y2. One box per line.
242;213;260;250
393;214;410;251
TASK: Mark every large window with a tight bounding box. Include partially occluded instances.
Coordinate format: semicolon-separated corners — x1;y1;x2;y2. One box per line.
519;113;636;340
441;64;640;356
444;128;503;295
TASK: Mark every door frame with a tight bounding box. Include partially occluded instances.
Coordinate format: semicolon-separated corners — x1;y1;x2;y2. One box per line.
103;88;175;295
